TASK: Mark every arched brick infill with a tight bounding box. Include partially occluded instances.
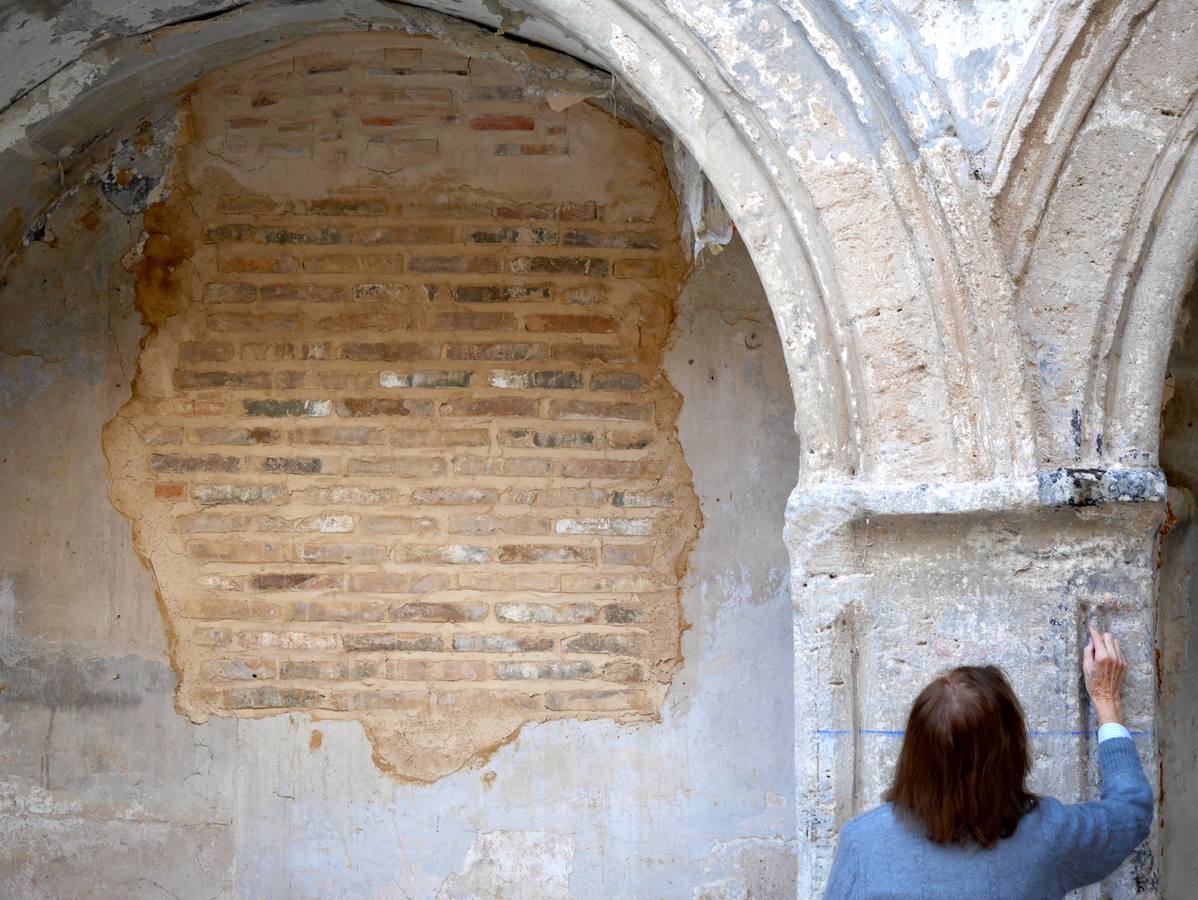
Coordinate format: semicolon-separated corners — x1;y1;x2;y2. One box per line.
103;31;701;782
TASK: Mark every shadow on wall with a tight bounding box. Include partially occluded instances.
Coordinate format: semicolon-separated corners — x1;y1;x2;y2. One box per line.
1157;265;1198;898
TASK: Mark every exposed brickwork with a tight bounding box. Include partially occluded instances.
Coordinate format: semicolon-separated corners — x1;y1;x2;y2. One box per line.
104;33;699;780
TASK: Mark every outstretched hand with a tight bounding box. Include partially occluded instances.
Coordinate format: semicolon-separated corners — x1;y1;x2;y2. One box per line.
1083;626;1126;726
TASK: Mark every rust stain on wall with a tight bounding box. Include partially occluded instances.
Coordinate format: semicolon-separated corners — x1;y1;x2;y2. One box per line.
102;33;701;781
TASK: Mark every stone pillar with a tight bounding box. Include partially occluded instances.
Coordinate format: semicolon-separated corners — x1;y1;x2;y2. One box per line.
790;470;1165;897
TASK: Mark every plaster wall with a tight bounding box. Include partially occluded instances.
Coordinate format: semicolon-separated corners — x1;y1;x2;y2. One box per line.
0;142;799;893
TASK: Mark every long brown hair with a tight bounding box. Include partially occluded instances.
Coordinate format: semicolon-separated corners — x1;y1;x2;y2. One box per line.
885;665;1038;847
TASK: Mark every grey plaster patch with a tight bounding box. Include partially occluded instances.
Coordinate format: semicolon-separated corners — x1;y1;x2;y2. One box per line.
99;114;176;215
436;830;575;900
692;836;798;900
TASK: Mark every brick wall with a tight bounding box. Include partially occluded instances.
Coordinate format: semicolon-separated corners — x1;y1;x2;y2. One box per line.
104;32;700;779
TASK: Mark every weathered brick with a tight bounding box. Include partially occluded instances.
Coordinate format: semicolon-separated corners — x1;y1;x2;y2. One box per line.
495;203;556;219
187;541;287;563
559;202;597;221
243;399;332;417
388;602;488;623
555;517;652;536
174;370;272;390
411;486;498;505
379;370;472;389
258;513;355;534
563;633;642;655
361;515;438;535
218;254;298;274
179;341;236;363
154;483;186;500
352;572;452;593
607;430;652;450
493;143;567;157
439;397;538;417
193;483;286;506
453;284;551;304
250;573;344;592
610;489;675;508
280;659;380;680
525;314;619;334
446;342;547;361
336;398;435;417
601;661;645;683
468;226;558;245
448;514;552;536
562;230;661;249
500;428;596;449
591;372;644;391
296;486;396;505
488;369;582;389
431;311;517;331
495;661;593;680
498;544;596;565
559;459;656;479
258;283;347;303
410;256;501;275
549;399;652;421
342;632;443;652
314;307;413;332
451;457;553;478
202;656;273;685
225;687;325;708
260;456;323;475
327;691;429;713
501;487;607;507
237;631;340;651
495;602;598;624
543;689;650;712
190;427;282;445
291;426;385;445
560;574;656;593
452;633;555;653
394;544;492;565
340;342;440;362
353;283;418;302
202;283;258;304
294;543;388;564
354;225;455;245
615;258;661;278
179;512;250;533
390;428;488;448
510;256;609;276
346;456;446;477
150;453;242;474
140;426;184;445
209;312;303;332
601;544;655;566
385;660;489;681
303;254;403;275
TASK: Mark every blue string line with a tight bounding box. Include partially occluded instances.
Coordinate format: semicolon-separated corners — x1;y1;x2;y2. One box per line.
815;728;1152;738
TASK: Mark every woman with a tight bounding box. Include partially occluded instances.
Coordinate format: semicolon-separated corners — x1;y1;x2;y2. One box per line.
824;627;1153;899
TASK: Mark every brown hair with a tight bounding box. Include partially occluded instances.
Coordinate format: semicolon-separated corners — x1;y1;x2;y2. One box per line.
885;665;1038;847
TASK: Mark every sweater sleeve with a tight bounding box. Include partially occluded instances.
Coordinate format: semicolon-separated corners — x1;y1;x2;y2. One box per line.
822;821;859;899
1057;736;1154;892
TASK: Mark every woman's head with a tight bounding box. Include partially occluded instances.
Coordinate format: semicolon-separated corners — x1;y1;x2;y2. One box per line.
885;665;1037;848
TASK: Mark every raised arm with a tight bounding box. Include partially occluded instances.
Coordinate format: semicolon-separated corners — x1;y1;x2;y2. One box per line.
1057;627;1154;892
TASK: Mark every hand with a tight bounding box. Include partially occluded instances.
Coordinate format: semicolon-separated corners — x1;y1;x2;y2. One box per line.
1083;626;1126;726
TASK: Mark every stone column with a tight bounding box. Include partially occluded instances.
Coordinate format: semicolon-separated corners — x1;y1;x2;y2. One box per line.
790;469;1165;897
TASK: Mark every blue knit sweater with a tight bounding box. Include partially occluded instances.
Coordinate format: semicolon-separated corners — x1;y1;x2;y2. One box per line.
823;737;1153;899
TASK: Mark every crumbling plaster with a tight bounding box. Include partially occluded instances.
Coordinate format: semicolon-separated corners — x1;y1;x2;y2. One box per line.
3;1;1198;897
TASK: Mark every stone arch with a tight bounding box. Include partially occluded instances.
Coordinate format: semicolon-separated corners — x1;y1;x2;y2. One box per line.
0;0;1043;484
993;0;1198;470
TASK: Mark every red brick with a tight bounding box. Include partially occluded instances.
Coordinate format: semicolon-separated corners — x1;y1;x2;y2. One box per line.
470;114;535;131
